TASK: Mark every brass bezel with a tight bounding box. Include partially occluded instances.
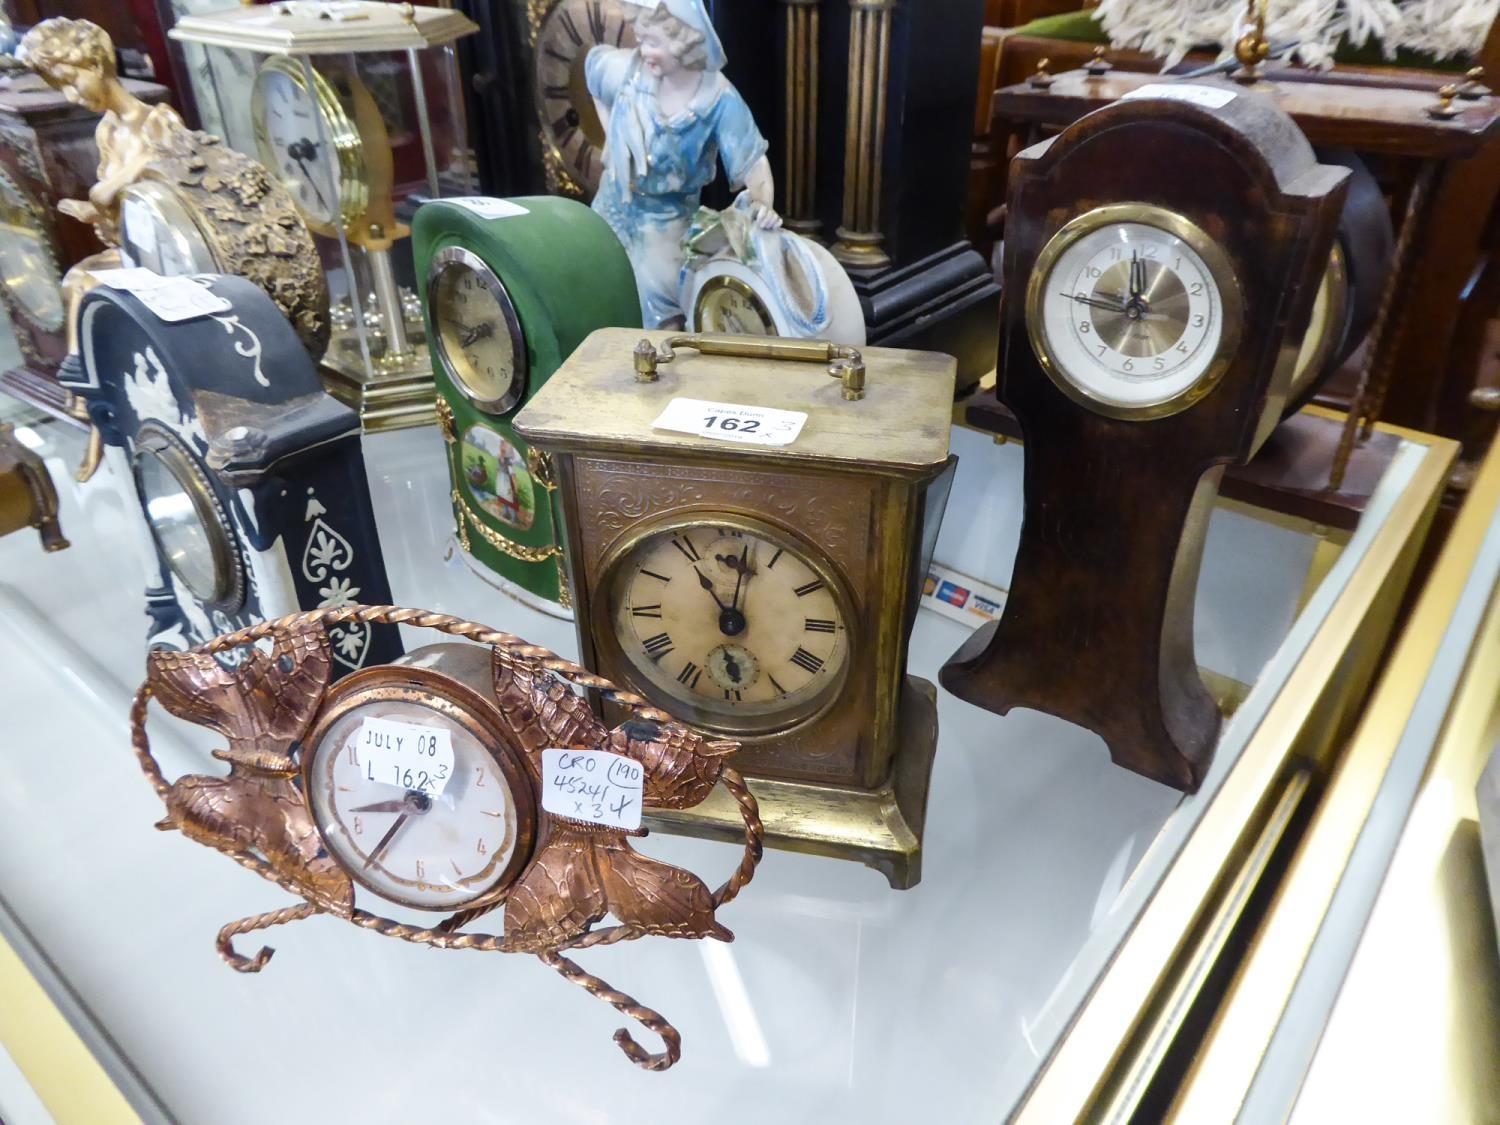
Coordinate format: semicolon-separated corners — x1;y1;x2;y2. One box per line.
427;246;530;415
1024;203;1245;421
132;423;244;611
595;510;857;739
0;165;64;333
301;663;539;914
692;275;777;336
250;55;370;234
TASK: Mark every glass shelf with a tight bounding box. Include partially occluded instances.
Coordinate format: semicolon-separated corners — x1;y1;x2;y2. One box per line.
0;413;1454;1123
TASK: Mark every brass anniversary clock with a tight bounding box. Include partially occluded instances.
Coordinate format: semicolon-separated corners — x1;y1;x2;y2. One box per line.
515;329;957;888
940;83;1349;792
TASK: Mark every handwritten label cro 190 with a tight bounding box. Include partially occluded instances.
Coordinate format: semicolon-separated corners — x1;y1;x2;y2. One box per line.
540;748;645;830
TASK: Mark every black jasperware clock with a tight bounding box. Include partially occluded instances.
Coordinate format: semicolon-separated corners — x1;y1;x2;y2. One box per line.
64;273;401;674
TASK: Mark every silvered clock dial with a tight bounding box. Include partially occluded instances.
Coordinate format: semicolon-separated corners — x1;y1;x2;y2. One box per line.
1027;205;1241;418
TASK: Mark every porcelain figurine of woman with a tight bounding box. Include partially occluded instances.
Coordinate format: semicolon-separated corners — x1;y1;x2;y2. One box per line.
587;0;781;328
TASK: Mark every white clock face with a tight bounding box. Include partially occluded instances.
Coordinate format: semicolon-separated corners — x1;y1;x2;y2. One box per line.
1034;218;1228;413
307;701;526;911
608;524;850;731
251;67;342;227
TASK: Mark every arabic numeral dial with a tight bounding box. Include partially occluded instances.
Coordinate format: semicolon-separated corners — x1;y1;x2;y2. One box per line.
1035;214;1230;414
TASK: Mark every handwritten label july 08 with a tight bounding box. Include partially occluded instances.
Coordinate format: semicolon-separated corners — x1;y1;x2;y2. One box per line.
652;397;808;447
447;197;530;220
355;716;455;796
90;268;232;323
541;749;644;830
1120;83;1237;109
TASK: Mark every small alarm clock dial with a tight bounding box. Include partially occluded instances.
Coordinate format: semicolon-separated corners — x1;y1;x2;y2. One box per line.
610;523;850;731
1034;214;1231;414
308;701;524;911
252;66;343;227
695;278;776;336
429;249;528;414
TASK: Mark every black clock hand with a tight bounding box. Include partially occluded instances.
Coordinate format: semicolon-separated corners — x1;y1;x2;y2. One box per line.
363;812;410;868
729;545;750;611
694;566;731;611
1129;250;1146;300
1069;292;1128;313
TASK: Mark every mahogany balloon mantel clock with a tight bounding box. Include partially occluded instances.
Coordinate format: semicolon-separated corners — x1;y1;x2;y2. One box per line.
940;83;1350;792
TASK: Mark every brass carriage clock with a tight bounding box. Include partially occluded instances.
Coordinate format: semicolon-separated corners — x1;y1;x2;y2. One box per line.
414;195;639;616
940;83;1349;792
515;329;956;888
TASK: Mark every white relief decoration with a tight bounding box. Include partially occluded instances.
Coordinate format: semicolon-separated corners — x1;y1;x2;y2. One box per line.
301;487;371;671
123;346;207;447
207;313;269;387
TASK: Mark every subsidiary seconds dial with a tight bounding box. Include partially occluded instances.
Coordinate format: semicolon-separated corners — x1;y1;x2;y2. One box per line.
1029;209;1240;416
608;523;850;731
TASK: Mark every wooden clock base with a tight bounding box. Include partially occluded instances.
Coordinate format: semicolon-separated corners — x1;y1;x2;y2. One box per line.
645;678;939;890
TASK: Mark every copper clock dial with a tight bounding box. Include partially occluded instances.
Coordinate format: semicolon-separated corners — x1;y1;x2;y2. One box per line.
608;522;850;732
534;0;634;196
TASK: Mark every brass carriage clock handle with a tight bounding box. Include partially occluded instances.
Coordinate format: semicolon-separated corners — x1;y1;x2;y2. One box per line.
632;334;867;400
0;423;69;550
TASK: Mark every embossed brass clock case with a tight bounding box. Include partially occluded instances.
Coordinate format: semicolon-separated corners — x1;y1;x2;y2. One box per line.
515;328;957;888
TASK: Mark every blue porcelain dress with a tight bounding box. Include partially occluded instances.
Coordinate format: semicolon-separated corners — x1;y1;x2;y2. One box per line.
585;45;768;327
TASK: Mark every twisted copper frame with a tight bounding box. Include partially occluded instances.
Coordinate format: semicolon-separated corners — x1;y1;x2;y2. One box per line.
130;604;765;1071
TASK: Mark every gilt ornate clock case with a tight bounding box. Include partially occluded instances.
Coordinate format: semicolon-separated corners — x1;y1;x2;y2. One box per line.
0;72;169;420
65;273;401;674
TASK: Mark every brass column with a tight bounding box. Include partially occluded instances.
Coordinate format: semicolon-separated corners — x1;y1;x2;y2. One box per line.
832;0;893;268
780;0;821;237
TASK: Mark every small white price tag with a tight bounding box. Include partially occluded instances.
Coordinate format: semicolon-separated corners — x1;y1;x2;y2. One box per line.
355;716;456;797
541;749;644;830
1121;83;1237;109
652;397;808;447
447;197;530;220
90;268;231;323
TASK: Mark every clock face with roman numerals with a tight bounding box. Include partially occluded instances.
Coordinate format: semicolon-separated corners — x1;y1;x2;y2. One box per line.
534;0;635;197
606;522;851;733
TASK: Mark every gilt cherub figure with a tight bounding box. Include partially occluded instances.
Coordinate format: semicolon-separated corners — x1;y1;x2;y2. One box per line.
18;18;189;246
587;0;781;328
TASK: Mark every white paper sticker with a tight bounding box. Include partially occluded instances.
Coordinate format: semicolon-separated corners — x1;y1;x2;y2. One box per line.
447;197;530;220
541;748;644;830
90;268;231;323
1121;83;1237;109
355;716;456;797
652;396;808;447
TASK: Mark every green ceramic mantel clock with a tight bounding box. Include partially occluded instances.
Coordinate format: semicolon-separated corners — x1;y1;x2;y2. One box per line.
414;195;639;616
940;83;1349;792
